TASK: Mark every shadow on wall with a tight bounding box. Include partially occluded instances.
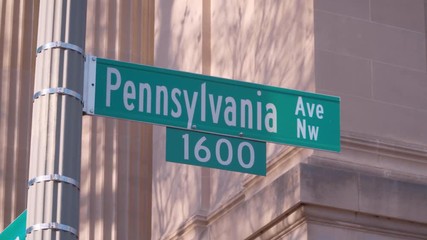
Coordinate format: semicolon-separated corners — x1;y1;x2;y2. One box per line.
208;164;302;239
155;0;202;73
153;0;205;238
211;0;315;159
81;1;154;239
211;0;314;90
247;166;302;239
152;126;202;238
0;0;37;230
152;0;315;238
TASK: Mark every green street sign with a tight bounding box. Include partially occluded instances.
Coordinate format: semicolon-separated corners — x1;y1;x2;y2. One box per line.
166;127;266;175
84;57;340;151
0;210;26;240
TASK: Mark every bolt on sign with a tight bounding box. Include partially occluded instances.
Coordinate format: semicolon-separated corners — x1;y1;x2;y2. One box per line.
84;56;340;152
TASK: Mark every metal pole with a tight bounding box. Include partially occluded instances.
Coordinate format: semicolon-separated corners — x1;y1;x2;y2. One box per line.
26;0;87;239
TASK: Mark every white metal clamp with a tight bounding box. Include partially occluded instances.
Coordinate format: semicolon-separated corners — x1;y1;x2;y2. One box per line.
33;87;84;105
36;41;85;58
28;174;80;190
26;222;78;238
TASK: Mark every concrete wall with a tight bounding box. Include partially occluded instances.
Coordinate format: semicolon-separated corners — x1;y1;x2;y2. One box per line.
315;0;427;146
209;0;315;211
151;1;204;239
0;0;154;239
313;0;427;192
0;0;37;231
304;0;427;238
80;1;154;239
1;0;427;239
150;0;316;239
152;0;427;239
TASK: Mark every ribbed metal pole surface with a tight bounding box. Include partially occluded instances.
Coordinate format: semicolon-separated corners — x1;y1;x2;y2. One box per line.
26;0;87;239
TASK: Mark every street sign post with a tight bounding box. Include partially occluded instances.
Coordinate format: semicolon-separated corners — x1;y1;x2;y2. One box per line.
166;127;266;175
84;57;340;152
0;210;27;240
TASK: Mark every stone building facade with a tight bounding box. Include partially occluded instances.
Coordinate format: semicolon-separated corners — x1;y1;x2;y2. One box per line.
1;0;426;239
